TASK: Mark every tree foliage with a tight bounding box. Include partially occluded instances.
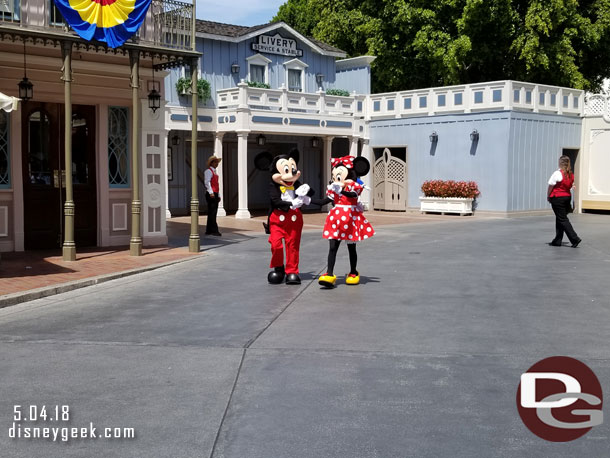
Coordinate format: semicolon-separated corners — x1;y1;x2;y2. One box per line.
273;0;610;92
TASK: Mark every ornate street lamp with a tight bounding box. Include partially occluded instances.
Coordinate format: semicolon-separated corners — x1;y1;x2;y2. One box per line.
148;55;161;113
18;39;33;101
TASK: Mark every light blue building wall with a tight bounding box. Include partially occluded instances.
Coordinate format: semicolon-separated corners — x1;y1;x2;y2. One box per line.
506;112;581;212
335;66;371;95
369;111;582;212
165;27;341;108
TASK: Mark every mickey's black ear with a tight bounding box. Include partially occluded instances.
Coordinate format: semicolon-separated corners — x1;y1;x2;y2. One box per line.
353;157;370;176
288;147;300;164
254;151;273;171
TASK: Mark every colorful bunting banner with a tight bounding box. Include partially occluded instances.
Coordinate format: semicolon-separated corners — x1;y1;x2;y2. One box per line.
52;0;152;48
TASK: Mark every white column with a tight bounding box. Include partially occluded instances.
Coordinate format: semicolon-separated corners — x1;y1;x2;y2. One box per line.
323;136;333;187
214;132;226;217
235;131;251;219
360;138;373;210
349;136;359;157
322;136;334;211
164;129;172;220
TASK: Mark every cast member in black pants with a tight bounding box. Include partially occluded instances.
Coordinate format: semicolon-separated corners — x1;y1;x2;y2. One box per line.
204;155;222;236
547;155;581;247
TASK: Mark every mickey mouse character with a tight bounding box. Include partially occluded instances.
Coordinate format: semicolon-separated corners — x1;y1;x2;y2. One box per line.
318;155;374;288
255;148;329;285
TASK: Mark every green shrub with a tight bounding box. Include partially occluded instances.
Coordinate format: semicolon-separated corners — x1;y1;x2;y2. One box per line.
246;81;271;89
326;88;351;97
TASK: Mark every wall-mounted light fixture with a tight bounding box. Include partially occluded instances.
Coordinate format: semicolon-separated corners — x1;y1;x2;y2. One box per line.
257;134;266;146
18;39;33;101
148;55;161;113
316;73;324;85
172;134;180;146
429;131;438;143
311;137;320;148
470;129;479;142
231;62;240;74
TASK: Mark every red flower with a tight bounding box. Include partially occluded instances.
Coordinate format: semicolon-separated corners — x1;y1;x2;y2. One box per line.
421;180;480;199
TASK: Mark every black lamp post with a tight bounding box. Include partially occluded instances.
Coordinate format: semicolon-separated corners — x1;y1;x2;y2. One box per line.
429;131;438;143
470;130;479;142
18;39;33;101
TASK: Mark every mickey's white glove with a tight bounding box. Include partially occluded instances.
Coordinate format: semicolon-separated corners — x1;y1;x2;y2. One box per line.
295;184;310;197
290;195;310;210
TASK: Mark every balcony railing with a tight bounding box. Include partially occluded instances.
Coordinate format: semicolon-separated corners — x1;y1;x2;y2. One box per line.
0;0;19;23
0;0;194;52
366;80;584;119
217;82;366;117
584;94;610;122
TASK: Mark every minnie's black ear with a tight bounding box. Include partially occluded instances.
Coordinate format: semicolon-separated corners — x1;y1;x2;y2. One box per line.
287;147;300;164
254;151;273;171
353;157;370;177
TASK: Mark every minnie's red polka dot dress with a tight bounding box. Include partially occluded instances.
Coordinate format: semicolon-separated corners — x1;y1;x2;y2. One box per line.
322;182;375;241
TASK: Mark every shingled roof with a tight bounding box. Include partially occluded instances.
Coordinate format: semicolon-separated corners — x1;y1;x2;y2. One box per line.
195;20;346;55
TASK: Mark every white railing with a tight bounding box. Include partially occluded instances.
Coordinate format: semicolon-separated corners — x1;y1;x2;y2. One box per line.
584;94;610;122
217;81;366;116
366;80;584;119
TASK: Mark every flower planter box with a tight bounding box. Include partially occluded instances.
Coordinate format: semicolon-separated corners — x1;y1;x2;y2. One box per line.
419;196;474;215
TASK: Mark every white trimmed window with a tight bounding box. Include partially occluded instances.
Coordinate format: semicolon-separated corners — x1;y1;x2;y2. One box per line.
247;54;271;85
283;58;308;92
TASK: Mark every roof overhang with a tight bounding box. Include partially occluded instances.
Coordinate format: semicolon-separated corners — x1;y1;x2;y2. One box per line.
195;22;347;58
336;56;376;71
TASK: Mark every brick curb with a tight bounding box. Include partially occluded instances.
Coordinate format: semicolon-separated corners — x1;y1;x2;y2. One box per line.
0;254;203;309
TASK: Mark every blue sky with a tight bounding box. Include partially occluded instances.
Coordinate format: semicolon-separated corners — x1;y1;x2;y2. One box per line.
197;0;287;26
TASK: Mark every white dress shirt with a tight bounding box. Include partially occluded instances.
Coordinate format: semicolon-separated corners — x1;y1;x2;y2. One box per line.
204;166;215;194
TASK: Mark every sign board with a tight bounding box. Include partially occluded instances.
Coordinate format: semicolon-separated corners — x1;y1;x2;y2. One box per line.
251;33;303;57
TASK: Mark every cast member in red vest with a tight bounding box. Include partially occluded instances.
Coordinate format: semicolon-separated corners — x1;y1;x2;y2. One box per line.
204;155;222;236
547;155;580;247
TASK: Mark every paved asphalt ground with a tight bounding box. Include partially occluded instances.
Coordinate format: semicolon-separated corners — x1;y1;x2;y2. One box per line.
1;213;609;458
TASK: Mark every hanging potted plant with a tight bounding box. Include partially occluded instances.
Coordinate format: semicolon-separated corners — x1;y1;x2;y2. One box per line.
420;180;480;215
175;78;211;102
175;77;191;96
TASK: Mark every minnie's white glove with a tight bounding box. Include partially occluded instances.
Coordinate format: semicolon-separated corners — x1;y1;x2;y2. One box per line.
328;183;342;194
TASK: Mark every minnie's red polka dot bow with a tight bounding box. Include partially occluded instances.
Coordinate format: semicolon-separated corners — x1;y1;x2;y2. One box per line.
331;156;354;169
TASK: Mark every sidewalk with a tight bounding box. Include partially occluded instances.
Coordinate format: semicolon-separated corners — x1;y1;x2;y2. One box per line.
0;210;459;305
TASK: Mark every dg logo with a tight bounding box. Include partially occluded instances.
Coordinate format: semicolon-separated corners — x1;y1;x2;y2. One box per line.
516;356;603;442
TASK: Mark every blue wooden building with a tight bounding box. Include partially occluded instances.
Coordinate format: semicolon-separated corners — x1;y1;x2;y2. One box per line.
163;20;586;222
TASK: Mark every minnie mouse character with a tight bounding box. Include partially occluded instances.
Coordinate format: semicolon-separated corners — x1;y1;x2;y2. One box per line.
255;149;329;285
318;155;374;288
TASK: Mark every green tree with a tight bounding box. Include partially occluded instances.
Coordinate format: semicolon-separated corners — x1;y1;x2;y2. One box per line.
273;0;610;92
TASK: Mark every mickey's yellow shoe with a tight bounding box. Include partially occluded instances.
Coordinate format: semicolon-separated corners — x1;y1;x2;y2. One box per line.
345;272;360;285
318;273;337;288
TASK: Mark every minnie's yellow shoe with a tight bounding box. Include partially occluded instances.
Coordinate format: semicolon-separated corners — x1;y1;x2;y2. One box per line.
318;273;337;288
345;272;360;285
